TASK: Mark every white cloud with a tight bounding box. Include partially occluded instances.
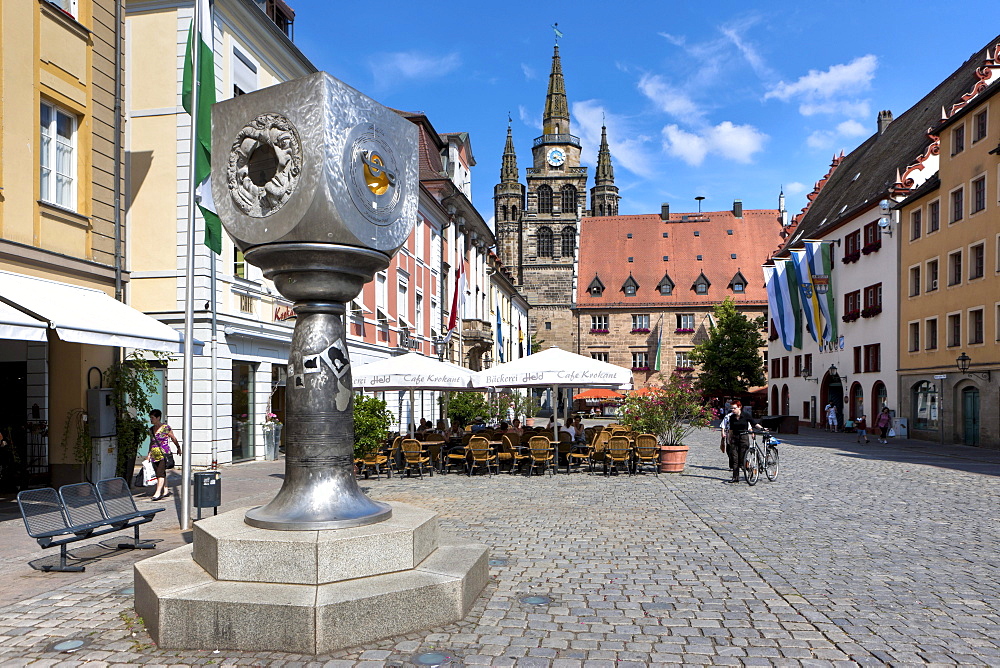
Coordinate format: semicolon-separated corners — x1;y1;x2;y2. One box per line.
658;32;686;47
637;74;702;120
662;121;767;166
368;51;461;89
837;119;868;137
784;182;808;195
719;18;773;79
572;100;656;178
806;118;871;149
520;63;536;80
518;105;541;131
765;55;877;101
764;55;877;118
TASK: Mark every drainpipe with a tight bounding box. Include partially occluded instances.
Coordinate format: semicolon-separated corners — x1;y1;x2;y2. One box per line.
113;0;123;300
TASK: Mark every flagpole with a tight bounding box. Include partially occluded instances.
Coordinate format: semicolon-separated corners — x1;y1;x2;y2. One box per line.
180;0;203;530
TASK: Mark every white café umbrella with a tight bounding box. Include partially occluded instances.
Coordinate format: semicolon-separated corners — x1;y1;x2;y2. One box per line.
472;346;633;441
352;352;475;436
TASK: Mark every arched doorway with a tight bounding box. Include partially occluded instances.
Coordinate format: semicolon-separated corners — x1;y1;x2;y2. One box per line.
822;370;844;429
871;381;887;419
770;385;779;414
781;385;790;414
961;386;980;446
850;382;864;420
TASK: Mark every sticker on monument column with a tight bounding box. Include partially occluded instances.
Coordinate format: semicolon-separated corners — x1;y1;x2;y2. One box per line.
301;338;352;410
227;113;302;218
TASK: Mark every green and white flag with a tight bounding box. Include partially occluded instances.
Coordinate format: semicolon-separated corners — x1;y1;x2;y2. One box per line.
804;241;836;342
653;317;663;371
182;0;221;254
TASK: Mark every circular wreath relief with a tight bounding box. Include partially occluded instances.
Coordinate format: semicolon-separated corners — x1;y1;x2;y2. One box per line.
227;113;302;218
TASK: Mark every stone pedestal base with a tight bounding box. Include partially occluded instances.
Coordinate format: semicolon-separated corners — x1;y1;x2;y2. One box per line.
134;503;488;654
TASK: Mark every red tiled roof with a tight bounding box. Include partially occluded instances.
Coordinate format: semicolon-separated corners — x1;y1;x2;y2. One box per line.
577;210;782;308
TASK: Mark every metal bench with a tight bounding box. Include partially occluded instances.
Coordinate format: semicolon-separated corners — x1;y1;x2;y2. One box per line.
17;478;164;572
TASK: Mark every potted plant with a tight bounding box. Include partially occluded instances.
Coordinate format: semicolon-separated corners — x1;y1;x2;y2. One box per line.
261;412;283;461
353;394;393;467
509;391;541;426
620;370;712;472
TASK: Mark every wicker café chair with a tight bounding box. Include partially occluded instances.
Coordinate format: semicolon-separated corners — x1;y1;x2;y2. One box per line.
358;447;391;479
587;430;610;472
501;434;529;474
387;436;403;473
606;436;633;476
527;436;555;476
466;436;497;476
400;439;433;478
444;443;469;474
634;434;660;475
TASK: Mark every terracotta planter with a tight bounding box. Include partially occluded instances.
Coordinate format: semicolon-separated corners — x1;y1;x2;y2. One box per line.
659;444;689;473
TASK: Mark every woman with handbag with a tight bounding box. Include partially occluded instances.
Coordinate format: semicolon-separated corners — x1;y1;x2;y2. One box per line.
875;406;893;444
146;409;181;501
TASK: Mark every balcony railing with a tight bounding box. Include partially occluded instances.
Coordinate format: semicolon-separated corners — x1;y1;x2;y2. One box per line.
533;133;581;148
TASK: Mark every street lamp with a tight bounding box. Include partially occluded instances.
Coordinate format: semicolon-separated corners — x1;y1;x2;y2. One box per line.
433;337;446;361
956;352;991;381
828;363;848;384
801;366;819;383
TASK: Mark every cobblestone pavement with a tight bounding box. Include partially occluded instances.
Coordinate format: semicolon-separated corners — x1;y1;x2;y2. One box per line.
1;428;999;666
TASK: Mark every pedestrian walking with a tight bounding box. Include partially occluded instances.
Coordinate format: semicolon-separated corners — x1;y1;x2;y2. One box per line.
825;402;838;432
721;400;765;483
146;409;181;501
855;414;870;444
875;407;893;443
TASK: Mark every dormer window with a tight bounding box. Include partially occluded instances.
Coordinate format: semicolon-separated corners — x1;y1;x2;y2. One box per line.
657;272;675;296
587;274;605;297
733;282;745;292
622;274;639;297
660;284;672;295
692;271;711;295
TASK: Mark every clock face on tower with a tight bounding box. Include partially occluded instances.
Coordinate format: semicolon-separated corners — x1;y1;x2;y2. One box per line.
546;147;566;167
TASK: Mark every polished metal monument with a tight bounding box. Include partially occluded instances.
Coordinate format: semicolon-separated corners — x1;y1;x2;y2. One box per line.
134;73;488;654
210;72;418;530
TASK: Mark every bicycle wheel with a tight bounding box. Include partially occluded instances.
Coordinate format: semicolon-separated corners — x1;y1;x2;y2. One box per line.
745;448;760;486
765;445;779;481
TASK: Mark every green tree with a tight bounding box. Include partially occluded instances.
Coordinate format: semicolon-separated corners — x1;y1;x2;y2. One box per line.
353;394;393;459
110;352;169;478
441;391;489;427
689;298;766;397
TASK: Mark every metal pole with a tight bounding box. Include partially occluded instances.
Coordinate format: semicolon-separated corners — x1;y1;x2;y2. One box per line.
180;0;203;530
210;246;218;469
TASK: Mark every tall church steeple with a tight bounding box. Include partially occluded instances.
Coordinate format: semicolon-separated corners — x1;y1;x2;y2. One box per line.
494;120;525;277
590;124;620;216
543;46;570;135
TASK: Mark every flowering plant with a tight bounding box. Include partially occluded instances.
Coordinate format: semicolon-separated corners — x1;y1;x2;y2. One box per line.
590;328;609;334
620;371;712;446
631;328;651;333
861;240;882;255
842;309;861;323
262;412;282;426
861;305;882;318
631;365;650;371
674;328;695;334
841;251;861;264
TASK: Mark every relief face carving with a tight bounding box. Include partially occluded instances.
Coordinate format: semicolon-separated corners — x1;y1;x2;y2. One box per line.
227;113;302;218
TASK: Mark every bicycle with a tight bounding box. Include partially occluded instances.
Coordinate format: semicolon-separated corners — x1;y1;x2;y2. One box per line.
743;429;779;485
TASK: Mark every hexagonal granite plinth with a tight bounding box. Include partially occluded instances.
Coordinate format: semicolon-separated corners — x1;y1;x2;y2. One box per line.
134;502;488;654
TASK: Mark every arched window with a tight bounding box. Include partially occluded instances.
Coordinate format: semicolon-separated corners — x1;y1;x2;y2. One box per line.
770;386;779;414
537;185;553;214
561;227;575;257
781;385;790;414
850;382;864;420
511;205;517;220
500;205;508;221
537;227;553;257
911;381;938;430
598;203;605;216
872;381;887;419
561;185;577;214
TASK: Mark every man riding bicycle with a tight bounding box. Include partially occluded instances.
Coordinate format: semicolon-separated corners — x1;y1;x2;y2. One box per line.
720;399;765;483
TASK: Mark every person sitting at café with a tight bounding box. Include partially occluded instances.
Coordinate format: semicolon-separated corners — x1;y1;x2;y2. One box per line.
509;418;523;436
494;421;510;436
560;420;576;441
470;417;488;433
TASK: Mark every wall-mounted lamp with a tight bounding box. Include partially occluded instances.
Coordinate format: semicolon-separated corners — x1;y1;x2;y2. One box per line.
828;363;848;384
956;352;991;381
801;367;819;383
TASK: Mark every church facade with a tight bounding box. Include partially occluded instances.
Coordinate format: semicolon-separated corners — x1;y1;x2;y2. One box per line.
494;45;619;353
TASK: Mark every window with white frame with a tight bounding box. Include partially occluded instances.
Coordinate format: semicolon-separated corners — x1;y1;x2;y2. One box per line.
40;101;77;210
676;313;694;330
49;0;78;17
972;175;986;214
232;47;258;96
969;308;984;345
947;312;961;347
970;243;985;279
375;272;388;322
952;124;965;155
414;292;423;333
631;352;649;369
590;315;608;331
631;314;649;331
414;218;424;259
928;200;940;232
974;109;988;143
908;321;920;352
909;265;920;297
910;209;922;240
591;352;609;362
675;351;693;368
951;187;964;223
927;258;939;291
926;317;938;350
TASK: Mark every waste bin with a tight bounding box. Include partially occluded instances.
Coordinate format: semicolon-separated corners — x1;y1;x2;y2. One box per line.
192;470;221;517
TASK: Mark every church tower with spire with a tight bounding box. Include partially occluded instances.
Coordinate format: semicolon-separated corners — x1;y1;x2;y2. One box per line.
493;41;618;354
590;124;620;217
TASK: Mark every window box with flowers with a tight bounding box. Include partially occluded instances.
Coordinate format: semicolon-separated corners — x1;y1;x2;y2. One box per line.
842;310;861;323
589;328;609;334
675;366;695;373
631;366;650;371
861;305;882;318
861;240;882;255
841;251;861;264
631;328;650;334
674;328;695;334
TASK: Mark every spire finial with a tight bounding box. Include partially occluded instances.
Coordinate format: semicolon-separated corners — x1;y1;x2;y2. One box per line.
552;22;563;44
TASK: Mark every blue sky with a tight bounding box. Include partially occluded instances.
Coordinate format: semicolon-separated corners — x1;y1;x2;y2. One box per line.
289;1;999;224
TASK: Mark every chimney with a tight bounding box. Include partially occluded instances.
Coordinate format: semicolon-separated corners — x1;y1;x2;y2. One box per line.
878;110;893;134
660;203;670;221
732;199;743;218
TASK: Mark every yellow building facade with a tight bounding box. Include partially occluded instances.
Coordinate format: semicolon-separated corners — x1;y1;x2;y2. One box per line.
898;47;1000;448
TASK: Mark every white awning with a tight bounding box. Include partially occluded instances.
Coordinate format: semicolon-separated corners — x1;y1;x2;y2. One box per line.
0;271;199;353
0;300;47;342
